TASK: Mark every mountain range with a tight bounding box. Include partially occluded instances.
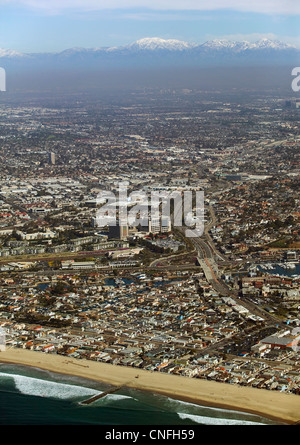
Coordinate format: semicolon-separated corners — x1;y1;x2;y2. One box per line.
1;37;300;69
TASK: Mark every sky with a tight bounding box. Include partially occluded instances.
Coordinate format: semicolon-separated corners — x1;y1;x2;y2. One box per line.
0;0;300;53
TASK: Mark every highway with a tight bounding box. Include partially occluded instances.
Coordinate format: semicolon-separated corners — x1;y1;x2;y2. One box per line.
175;203;286;327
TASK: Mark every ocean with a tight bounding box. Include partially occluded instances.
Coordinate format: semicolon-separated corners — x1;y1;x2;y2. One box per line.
0;363;280;426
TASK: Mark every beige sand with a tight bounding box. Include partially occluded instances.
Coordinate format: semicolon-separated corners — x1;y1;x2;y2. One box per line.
1;348;300;424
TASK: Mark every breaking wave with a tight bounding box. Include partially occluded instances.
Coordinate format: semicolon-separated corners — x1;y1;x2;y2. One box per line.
0;369;275;424
165;397;267;425
178;413;266;425
0;372;98;400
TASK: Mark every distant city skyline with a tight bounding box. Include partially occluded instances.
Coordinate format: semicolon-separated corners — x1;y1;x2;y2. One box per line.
0;0;300;52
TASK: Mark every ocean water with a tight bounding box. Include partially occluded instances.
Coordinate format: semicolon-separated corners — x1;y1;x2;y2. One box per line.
0;364;281;426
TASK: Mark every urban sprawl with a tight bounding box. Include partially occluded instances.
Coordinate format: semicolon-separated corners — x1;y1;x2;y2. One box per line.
0;87;299;395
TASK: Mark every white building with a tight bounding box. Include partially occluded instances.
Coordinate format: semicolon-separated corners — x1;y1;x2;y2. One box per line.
149;216;171;234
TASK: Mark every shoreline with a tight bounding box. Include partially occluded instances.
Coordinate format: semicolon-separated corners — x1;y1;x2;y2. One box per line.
1;348;299;425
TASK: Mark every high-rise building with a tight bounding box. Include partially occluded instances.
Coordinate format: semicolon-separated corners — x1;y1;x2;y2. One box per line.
149;216;171;234
108;222;129;240
48;152;55;165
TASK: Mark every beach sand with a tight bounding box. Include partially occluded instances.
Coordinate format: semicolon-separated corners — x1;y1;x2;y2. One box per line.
1;347;299;424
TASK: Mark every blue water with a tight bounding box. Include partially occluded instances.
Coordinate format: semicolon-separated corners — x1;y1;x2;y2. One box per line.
258;263;300;278
0;364;280;425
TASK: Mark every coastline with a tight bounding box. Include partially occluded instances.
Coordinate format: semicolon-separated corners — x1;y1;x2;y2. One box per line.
0;348;299;425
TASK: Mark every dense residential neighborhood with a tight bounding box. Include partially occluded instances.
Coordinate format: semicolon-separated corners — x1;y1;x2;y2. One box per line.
0;86;299;397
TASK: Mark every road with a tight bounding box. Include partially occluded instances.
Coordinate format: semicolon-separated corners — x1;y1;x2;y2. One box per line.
174;203;285;327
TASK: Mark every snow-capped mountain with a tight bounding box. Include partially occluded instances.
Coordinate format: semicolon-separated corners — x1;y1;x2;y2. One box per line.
0;48;26;58
200;39;242;50
127;37;195;51
199;38;295;51
250;38;294;50
0;37;299;68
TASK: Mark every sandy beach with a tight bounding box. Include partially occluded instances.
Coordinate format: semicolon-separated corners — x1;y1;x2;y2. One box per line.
1;347;300;424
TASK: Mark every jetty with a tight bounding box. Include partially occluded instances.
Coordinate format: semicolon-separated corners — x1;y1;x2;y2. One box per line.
81;385;124;405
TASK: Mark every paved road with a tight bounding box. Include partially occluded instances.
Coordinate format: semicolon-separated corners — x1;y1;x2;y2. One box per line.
175;204;285;326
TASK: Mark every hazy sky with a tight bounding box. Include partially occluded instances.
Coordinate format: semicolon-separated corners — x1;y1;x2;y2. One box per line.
1;0;300;52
